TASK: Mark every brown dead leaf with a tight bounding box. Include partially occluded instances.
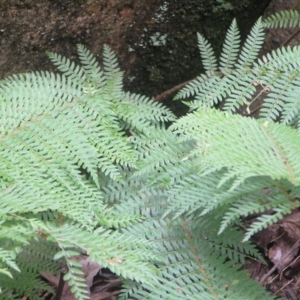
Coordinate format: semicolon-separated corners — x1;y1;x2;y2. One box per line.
280;212;300;241
268;230;298;271
41;256;108;300
253;212;300;272
252;223;280;254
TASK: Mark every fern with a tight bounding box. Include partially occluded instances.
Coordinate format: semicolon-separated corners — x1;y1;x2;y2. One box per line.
197;33;218;75
235;18;265;68
263;10;300;28
117;10;300;299
3;9;300;300
219;19;241;73
0;45;174;298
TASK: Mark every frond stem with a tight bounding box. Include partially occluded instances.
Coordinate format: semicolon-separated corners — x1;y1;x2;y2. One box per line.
180;217;220;300
54;272;65;300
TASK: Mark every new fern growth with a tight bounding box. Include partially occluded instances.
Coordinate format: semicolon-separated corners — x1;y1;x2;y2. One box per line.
2;9;300;300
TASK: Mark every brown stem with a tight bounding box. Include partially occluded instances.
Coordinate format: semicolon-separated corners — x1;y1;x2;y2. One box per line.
54;272;65;300
281;28;300;47
153;79;193;102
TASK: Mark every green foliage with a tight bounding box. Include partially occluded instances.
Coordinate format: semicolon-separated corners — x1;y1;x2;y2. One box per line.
0;44;174;299
1;9;300;300
263;10;300;28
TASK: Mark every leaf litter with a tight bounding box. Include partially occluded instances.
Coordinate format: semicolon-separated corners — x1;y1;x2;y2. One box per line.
248;211;300;299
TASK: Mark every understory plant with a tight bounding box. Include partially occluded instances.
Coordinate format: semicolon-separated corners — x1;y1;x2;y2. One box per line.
1;9;300;300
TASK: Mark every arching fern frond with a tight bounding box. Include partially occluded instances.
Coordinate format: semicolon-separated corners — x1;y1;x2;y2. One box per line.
0;44;174;298
171;108;300;187
243;204;293;241
263;10;300;28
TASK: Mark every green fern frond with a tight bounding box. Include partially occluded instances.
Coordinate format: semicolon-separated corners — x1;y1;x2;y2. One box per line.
175;75;225;110
103;71;124;96
132;129;194;187
219;179;299;233
250;46;300;122
0;269;12;280
263;10;300;28
0;250;20;274
222;69;257;112
44;223;159;286
175;18;265;113
0;239;58;299
171;108;300;187
235;18;265;68
103;44;121;78
105;165;272;298
197;33;218;75
0;44;174;298
76;44;105;88
46;52;86;85
242;205;293;242
174;74;212;100
219;18;241;73
280;79;300;125
116;211;275;300
61;255;90;300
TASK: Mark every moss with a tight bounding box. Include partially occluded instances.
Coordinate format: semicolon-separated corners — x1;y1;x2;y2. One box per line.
148;66;164;82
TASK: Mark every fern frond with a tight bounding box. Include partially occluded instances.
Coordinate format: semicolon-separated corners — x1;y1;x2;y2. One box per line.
175;74;224;110
76;44;105;88
0;239;58;299
171;108;300;187
0;72;82;135
46;52;86;86
103;71;124;97
175;19;264;113
0;249;20;274
243;204;293;241
132;129;194;187
263;10;300;28
219;179;299;233
174;74;212;100
235;18;265;68
103;44;121;78
42;223;159;287
116;210;275;300
62;255;90;300
0;268;12;280
280;77;300;125
197;33;218;75
219;18;241;73
222;69;257;112
0;44;174;298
